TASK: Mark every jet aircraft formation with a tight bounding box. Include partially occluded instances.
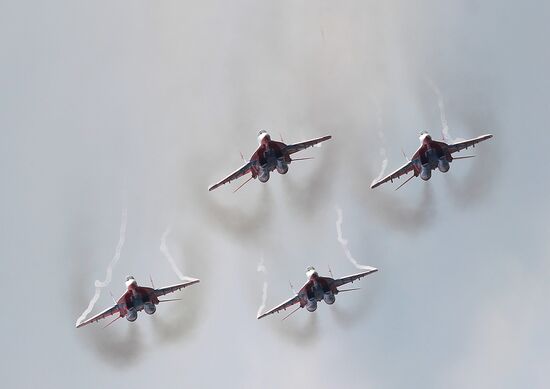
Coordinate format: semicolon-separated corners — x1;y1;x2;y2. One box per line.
76;129;492;328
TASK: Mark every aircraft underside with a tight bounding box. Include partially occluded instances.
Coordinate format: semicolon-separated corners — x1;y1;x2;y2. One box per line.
125;300;157;322
304;285;336;312
258;156;289;183
420;152;451;180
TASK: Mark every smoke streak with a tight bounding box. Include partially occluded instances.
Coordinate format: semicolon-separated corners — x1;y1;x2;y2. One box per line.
371;96;389;185
335;206;376;271
332;207;381;327
424;79;500;205
199;185;275;241
425;77;455;142
151;233;207;345
75;207;128;327
160;226;196;281
256;256;269;318
282;145;336;218
273;313;320;346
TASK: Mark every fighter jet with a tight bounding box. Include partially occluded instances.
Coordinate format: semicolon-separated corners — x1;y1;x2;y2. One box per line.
208;130;332;192
257;266;378;320
76;276;200;328
370;131;493;190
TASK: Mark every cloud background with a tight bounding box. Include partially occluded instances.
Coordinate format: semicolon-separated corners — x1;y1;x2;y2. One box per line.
1;0;549;388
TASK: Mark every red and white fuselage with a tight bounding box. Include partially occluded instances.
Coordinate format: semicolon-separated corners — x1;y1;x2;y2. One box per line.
416;132;452;180
76;276;200;328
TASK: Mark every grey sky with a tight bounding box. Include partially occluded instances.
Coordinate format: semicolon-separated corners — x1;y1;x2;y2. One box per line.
1;1;549;388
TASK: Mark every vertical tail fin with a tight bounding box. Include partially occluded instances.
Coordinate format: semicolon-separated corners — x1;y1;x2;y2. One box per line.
289;280;297;295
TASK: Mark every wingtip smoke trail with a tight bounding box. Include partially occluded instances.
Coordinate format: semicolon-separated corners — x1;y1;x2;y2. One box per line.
372;150;388;185
371;96;388;185
256;256;268;318
75;207;128;327
425;77;455;142
335;207;375;271
160;227;197;282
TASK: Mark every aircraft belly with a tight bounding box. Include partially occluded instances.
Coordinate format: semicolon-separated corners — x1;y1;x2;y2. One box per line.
265;157;277;172
313;287;324;301
427;152;439;169
131;297;145;311
261;149;280;171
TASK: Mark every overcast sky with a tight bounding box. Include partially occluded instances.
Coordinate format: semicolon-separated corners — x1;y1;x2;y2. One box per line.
1;1;550;388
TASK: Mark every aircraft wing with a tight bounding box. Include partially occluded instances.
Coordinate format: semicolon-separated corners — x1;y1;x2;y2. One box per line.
447;134;493;154
370;161;415;189
154;279;200;297
332;267;378;288
208;161;253;191
76;304;120;328
257;294;302;319
284;135;332;155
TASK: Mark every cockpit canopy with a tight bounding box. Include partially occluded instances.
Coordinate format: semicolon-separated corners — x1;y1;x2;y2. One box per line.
306;266;318;278
125;275;137;287
419;131;432;143
257;129;271;145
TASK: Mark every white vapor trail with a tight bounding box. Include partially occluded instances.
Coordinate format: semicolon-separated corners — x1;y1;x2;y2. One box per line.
371;96;388;185
256;256;268;318
425;77;455;142
160;227;196;281
76;207;128;327
335;207;376;271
